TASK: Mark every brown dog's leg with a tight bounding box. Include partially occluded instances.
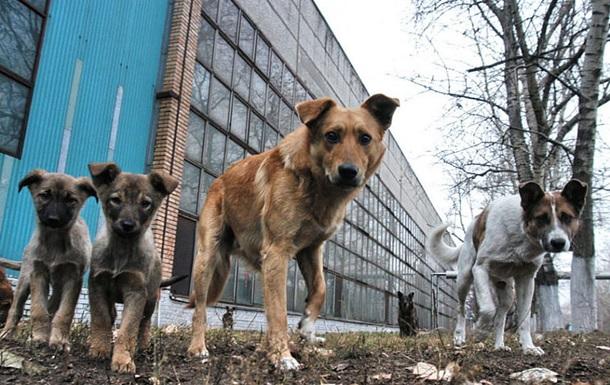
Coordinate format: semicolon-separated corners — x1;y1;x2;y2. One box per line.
188;194;224;359
0;278;30;339
262;243;299;370
111;273;146;373
30;261;51;343
138;299;156;350
49;263;82;352
296;244;326;343
88;272;114;359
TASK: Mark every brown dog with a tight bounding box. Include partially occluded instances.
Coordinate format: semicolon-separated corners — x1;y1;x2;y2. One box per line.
87;163;178;373
187;94;399;370
0;170;96;350
0;258;21;326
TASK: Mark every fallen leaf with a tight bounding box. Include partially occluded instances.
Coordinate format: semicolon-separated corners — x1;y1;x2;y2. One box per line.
0;349;45;375
509;367;558;383
332;362;350;372
408;361;458;381
595;345;610;351
370;372;392;380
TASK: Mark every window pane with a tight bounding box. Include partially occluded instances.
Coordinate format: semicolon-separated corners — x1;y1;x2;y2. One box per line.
232;55;250;100
196;18;215;67
255;36;269;75
191;64;211;113
269;51;282;90
278;100;293;136
263;124;278;151
186;112;205;162
202;0;219;20
0;74;28;155
253;273;263;305
225;138;244;170
221;257;237;302
295;81;308;103
179;162;200;214
238;16;254;57
198;172;216;211
281;68;294;104
265;88;279;127
0;0;42;80
250;71;266;113
218;0;238;41
236;260;253;305
248;112;263;152
230;97;247;140
213;35;234;84
203;124;226;174
208;77;230;128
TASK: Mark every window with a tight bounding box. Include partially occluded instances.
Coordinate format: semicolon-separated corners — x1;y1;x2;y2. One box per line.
0;0;48;157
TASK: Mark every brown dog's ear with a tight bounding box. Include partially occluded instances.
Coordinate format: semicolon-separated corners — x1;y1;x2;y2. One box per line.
88;163;121;187
561;179;587;214
76;177;98;202
296;97;336;128
18;169;46;192
149;171;179;196
519;181;545;212
361;94;400;130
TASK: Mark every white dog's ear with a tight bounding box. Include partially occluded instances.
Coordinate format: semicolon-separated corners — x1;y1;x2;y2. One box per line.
561;179;587;214
519;181;544;212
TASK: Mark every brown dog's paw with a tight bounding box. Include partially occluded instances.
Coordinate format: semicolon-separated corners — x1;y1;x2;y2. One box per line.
89;343;112;359
49;333;71;353
187;343;209;361
111;351;136;373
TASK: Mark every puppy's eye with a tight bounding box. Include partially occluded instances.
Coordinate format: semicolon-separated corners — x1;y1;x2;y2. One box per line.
65;196;79;205
141;199;152;210
109;197;121;206
359;134;372;145
535;214;550;225
38;191;51;200
560;213;573;224
325;131;339;144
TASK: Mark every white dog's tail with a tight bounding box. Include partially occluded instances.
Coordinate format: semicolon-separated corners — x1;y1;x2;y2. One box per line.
426;224;460;269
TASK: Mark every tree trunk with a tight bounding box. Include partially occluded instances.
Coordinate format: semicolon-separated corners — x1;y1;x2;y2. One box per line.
570;0;610;332
535;254;563;331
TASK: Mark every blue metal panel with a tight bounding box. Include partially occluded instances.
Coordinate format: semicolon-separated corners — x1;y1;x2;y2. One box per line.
0;0;170;264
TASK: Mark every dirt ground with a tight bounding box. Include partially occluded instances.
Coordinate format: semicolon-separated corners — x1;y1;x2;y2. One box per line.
1;323;609;384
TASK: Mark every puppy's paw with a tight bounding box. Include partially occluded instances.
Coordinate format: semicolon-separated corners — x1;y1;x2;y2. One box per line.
277;356;301;371
494;344;512;352
111;351;136;374
523;345;545;356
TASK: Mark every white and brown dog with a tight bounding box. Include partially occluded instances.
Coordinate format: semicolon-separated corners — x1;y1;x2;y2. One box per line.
427;179;587;355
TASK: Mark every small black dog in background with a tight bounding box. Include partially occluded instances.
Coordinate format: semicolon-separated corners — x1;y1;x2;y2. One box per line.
222;306;235;330
398;291;418;337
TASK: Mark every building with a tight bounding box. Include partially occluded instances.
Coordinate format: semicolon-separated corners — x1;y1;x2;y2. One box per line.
0;0;456;332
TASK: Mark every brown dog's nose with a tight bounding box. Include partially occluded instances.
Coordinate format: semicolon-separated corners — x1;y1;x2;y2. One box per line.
338;163;359;181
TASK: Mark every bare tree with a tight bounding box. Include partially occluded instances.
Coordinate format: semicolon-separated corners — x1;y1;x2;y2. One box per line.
411;0;610;331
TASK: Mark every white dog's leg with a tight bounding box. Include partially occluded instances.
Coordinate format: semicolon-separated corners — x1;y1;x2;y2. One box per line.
472;264;496;330
453;270;473;346
515;275;544;355
493;279;514;351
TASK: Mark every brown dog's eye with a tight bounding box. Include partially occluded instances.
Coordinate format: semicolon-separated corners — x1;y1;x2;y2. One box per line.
324;131;339;144
560;213;573;224
535;214;550;225
109;196;121;206
359;134;371;145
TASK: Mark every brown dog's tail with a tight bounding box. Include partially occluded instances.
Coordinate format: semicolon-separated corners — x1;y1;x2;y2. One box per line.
0;257;21;271
186;253;231;309
160;274;188;288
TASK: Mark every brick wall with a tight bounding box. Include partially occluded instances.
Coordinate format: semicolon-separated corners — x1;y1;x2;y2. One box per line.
150;0;202;280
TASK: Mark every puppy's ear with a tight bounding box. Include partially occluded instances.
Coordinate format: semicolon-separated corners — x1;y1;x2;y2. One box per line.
408;292;415;301
361;94;400;130
519;181;545;212
76;177;98;202
397;291;404;299
561;179;587;214
18;169;46;192
296;97;336;129
149;171;179;196
88;163;121;187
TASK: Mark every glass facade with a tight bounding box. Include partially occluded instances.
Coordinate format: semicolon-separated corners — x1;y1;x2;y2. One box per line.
173;0;456;327
0;0;47;158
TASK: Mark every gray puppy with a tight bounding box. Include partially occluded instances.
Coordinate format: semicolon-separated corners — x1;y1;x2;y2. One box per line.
87;162;178;374
0;170;96;351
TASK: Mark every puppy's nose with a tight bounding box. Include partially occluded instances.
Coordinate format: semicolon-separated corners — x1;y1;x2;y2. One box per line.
119;219;136;233
45;213;61;227
338;163;359;181
550;238;566;251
